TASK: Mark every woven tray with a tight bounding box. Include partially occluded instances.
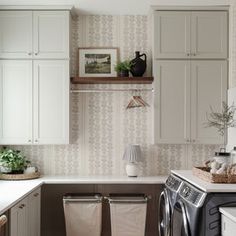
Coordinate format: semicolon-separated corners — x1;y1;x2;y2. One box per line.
192;167;236;183
0;172;40;180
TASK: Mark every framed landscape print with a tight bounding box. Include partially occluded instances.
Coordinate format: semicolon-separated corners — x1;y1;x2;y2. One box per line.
78;48;118;77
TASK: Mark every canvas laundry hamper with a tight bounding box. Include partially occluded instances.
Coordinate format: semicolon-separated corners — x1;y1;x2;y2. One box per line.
63;193;102;236
108;194;148;236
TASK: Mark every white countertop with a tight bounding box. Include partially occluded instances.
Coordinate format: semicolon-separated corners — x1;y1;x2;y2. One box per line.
0;175;166;215
41;175;167;184
0;179;43;215
220;207;236;223
172;170;236;193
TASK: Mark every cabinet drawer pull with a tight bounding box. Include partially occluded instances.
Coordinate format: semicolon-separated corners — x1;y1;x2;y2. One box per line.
34;193;39;197
35;140;38;143
35;52;38;56
28;139;31;143
19;204;25;209
28;52;32;56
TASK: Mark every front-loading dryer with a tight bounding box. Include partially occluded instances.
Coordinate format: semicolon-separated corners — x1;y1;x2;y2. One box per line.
158;174;183;236
171;180;236;236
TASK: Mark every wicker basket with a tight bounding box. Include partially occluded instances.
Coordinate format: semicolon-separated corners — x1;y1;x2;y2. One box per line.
0;172;40;180
193;167;230;183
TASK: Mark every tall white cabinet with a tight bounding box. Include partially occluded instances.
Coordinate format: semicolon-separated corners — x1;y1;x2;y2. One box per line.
0;6;74;145
153;8;228;144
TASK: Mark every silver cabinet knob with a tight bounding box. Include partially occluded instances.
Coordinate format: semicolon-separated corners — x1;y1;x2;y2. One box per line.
28;139;31;143
192;139;196;143
192;53;197;56
35;139;38;143
35;52;38;56
187;53;190;56
28;52;32;56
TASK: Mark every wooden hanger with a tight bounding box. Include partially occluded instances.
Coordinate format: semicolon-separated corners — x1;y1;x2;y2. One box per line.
126;92;150;109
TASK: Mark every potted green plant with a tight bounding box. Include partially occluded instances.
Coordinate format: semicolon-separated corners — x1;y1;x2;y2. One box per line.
0;147;30;174
114;60;133;77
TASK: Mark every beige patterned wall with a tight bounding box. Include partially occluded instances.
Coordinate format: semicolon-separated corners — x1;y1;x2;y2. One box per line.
10;15;221;176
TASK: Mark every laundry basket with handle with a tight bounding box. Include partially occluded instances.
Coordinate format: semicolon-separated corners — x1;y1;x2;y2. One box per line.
107;194;148;236
63;193;102;236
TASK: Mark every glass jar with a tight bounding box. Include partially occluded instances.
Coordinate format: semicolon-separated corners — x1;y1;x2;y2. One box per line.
231;147;236;164
213;151;231;165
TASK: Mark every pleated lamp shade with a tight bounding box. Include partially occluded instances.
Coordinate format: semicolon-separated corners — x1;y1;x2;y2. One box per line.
123;145;142;163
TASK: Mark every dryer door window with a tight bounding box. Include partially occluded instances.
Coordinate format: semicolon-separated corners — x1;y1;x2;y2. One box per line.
171;200;190;236
158;189;171;236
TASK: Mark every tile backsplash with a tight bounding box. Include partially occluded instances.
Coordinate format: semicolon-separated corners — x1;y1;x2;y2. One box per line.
10;14;226;176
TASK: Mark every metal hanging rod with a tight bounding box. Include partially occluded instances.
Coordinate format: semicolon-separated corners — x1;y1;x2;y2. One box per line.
70;88;154;93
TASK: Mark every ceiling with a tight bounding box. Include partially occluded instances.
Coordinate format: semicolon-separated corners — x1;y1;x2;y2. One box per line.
0;0;232;15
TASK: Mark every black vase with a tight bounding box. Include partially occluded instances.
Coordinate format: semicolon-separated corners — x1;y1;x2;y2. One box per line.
130;51;147;77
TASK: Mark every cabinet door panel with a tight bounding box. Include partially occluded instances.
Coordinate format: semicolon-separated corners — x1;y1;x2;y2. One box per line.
10;199;28;236
33;11;69;59
191;11;228;59
221;215;236;235
191;61;227;144
154;11;191;59
0;11;32;59
154;61;190;144
0;60;32;145
33;60;69;144
28;189;41;236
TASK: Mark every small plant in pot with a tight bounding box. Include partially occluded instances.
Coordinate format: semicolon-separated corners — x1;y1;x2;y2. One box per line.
114;60;133;77
0;147;30;174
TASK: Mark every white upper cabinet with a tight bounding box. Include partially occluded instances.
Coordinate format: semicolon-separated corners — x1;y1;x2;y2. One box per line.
154;11;191;59
33;60;69;144
0;10;70;59
191;61;227;144
33;11;69;59
154;61;190;143
191;12;228;59
0;60;32;145
154;60;227;144
0;11;32;59
154;10;228;59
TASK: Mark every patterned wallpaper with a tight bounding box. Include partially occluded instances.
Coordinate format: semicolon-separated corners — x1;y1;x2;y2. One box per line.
10;15;222;176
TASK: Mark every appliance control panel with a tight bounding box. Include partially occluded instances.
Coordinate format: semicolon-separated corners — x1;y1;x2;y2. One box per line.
165;174;183;192
179;182;207;207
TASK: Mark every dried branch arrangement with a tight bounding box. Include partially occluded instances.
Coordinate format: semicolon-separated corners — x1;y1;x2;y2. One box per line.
205;102;236;149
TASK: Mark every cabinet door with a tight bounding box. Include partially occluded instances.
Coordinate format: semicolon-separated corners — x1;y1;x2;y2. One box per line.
33;60;69;144
28;188;41;236
0;11;32;59
222;215;236;236
33;11;69;59
154;61;191;144
0;60;32;145
154;11;191;59
10;198;28;236
191;61;227;144
191;11;228;59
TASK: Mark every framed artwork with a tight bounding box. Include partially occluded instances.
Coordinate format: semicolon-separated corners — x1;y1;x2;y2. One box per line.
78;47;118;77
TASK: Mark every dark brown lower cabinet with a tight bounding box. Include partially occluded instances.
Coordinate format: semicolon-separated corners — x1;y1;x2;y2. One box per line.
41;184;163;236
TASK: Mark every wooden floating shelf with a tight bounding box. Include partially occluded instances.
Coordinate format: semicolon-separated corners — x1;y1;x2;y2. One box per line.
71;77;154;84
